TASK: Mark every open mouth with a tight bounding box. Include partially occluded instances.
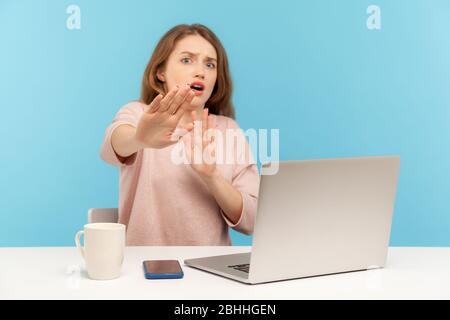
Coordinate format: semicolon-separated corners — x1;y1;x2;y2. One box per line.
190;83;204;92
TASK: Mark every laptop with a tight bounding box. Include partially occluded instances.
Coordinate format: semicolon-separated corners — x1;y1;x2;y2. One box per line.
184;156;400;284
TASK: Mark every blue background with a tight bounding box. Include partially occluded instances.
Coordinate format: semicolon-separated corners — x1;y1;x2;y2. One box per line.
1;0;449;247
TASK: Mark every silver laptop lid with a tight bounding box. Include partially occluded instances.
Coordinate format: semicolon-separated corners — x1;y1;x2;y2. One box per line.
248;156;400;284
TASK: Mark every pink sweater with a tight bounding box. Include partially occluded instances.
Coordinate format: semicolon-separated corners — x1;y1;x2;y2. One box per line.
100;101;260;246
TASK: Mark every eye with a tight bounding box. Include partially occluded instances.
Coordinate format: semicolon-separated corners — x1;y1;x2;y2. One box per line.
181;57;192;64
206;62;216;69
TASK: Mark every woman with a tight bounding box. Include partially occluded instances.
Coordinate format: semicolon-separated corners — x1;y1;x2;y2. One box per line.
100;24;259;246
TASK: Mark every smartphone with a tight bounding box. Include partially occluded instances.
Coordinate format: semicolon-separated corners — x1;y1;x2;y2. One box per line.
143;260;184;279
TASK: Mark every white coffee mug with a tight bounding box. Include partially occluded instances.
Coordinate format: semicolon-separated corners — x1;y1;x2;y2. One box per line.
75;223;126;280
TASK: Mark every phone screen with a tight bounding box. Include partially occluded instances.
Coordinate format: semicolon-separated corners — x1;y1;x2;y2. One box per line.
143;260;183;279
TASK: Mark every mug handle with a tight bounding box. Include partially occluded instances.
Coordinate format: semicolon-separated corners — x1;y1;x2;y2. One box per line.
75;230;85;260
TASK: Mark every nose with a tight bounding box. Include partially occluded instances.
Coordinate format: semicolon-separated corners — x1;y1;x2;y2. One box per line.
194;71;205;80
193;62;206;80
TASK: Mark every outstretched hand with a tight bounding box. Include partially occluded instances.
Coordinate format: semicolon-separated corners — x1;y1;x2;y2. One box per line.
135;84;196;149
183;108;218;179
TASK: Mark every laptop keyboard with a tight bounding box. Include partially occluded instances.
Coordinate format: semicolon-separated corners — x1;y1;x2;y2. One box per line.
228;264;250;273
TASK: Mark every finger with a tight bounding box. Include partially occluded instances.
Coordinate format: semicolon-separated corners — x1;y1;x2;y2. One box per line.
191;110;197;121
179;87;196;110
204;115;215;147
147;94;163;113
202;108;208;136
204;140;216;165
202;109;209;149
183;137;193;164
207;114;215;135
205;143;215;160
183;121;194;132
189;111;197;149
211;141;216;157
191;129;202;165
195;121;203;149
167;84;190;114
166;85;188;114
173;89;196;120
158;86;179;112
190;111;197;149
159;86;179;112
191;111;202;152
171;123;193;143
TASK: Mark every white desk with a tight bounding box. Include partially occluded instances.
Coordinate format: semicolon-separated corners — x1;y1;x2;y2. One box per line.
1;246;449;299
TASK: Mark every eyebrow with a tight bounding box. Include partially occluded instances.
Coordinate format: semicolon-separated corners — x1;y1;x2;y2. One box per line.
179;51;217;62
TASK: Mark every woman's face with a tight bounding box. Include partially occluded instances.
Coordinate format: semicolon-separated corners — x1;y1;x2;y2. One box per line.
157;35;218;111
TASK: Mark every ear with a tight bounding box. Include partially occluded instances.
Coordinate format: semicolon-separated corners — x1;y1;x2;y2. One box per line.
156;68;165;82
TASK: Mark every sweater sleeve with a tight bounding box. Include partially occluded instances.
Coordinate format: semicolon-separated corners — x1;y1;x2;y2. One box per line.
100;101;143;167
220;117;260;235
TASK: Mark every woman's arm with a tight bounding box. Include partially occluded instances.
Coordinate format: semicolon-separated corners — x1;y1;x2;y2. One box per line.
201;171;243;225
183;109;249;225
110;85;197;159
111;124;142;158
